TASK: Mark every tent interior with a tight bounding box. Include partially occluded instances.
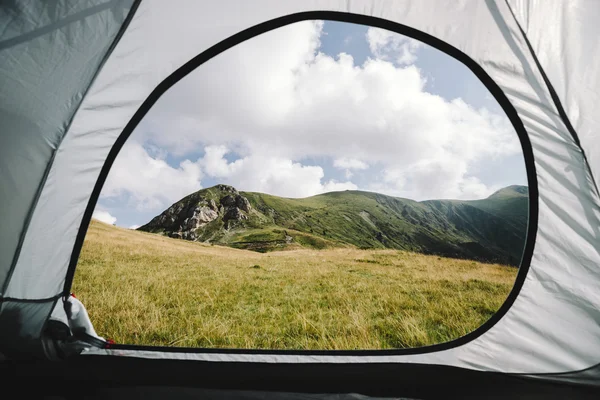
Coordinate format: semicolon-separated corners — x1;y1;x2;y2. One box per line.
1;1;600;398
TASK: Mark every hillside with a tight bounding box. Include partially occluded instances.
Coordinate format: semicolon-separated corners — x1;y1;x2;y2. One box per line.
76;220;517;349
139;184;528;266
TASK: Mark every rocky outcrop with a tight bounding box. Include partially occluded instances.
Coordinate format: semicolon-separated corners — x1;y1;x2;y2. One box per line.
184;201;219;227
138;185;252;241
236;195;251;212
223;206;248;229
220;195;236;208
217;187;252;229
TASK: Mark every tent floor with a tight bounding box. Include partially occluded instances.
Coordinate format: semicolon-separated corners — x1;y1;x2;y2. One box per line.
2;356;600;399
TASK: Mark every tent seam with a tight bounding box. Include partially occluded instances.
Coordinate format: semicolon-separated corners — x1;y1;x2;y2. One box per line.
0;294;63;304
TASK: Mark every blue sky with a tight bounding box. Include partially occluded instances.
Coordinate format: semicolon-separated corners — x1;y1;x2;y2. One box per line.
93;20;527;228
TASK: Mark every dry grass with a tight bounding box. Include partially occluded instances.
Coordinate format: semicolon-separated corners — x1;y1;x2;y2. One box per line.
73;220;518;350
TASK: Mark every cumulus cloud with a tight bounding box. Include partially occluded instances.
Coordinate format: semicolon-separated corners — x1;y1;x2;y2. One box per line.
103;20;521;215
198;145;357;198
92;210;117;225
334;157;369;179
376;155;497;200
129;224;140;229
366;27;423;65
101;141;203;211
334;158;369;170
323;180;358;192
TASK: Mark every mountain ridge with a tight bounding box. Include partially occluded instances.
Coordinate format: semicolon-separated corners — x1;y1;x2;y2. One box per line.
138;184;528;266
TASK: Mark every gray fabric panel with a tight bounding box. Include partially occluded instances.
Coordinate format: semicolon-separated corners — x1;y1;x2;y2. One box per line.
0;298;56;359
0;0;135;295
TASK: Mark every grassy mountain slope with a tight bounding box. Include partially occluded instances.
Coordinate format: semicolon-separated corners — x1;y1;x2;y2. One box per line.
76;220;517;349
139;184;528;265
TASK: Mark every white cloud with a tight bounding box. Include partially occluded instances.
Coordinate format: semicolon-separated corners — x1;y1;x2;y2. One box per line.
334;158;369;180
129;224;140;229
375;155;498;200
101;141;204;211
197;146;357;198
323;180;358;192
92;210;117;225
200;145;235;178
366;27;423;65
333;158;368;170
107;20;521;211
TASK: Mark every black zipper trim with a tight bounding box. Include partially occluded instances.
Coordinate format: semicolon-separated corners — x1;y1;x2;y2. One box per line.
63;10;538;357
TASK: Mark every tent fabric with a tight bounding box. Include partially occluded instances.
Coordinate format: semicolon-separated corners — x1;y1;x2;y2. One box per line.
508;0;600;190
0;0;136;296
0;0;136;360
1;0;599;386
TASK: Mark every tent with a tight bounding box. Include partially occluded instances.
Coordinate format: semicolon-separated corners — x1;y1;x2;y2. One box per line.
1;1;599;398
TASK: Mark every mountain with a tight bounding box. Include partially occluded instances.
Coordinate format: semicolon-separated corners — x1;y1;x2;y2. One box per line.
138;184;528;266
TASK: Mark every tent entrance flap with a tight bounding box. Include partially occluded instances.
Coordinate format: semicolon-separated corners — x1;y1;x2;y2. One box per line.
43;295;108;360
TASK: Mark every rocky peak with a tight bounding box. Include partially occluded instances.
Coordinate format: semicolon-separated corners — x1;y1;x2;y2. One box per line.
215;184;238;194
139;185;253;241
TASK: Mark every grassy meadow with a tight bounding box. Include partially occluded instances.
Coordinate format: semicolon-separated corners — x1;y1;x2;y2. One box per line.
73;220;518;350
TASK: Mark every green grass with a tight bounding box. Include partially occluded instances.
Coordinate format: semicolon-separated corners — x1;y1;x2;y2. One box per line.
228;226;343;252
73;220;518;350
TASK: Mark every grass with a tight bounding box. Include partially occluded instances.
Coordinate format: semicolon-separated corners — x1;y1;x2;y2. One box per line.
228;226;343;252
73;220;518;350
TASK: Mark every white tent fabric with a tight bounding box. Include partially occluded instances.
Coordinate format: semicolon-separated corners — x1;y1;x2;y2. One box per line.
509;0;600;189
1;0;599;382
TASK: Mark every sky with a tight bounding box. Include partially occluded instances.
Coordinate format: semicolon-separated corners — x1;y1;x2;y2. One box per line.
92;20;527;229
